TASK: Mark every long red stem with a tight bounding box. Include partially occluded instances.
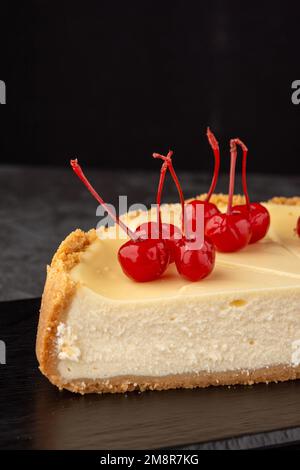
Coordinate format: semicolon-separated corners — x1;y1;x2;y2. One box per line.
155;153;171;237
168;163;185;234
206;127;220;202
153;151;185;235
233;138;250;209
227;141;238;215
70;159;137;240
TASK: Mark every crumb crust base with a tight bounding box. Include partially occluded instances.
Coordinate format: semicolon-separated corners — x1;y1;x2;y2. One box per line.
56;364;300;394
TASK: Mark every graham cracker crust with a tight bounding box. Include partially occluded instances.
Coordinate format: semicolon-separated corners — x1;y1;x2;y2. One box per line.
36;229;97;380
58;364;300;394
194;194;300;206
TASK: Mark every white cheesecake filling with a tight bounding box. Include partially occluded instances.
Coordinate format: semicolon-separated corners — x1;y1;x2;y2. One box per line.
57;284;300;380
56;202;300;381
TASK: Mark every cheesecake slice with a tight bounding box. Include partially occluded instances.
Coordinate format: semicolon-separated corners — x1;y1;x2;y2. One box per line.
36;195;300;394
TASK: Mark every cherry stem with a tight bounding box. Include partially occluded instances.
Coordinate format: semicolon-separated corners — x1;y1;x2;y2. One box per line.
155;156;170;237
153;151;185;235
70;159;137;240
168;163;185;234
206;127;220;202
232;138;250;209
227;140;238;215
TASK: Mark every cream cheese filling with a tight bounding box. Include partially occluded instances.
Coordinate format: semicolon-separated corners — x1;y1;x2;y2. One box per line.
57;201;300;381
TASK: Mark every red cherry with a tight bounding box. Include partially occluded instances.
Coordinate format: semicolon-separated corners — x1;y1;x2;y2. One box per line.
135;222;182;263
297;217;300;237
233;203;270;243
231;138;270;243
205;139;252;252
70;159;170;282
153;151;216;280
174;237;215;281
118;238;169;282
206;212;251;252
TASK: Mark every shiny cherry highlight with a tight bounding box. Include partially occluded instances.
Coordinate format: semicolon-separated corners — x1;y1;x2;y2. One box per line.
174;236;215;281
233;202;270;244
118;238;170;282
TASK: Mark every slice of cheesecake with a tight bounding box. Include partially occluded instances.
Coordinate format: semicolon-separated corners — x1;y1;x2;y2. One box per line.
36;195;300;394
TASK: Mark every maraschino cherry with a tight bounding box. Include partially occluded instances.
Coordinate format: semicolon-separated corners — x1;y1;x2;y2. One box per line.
135;151;182;263
152;152;215;281
205;140;252;252
186;128;221;233
70;159;170;282
231;139;270;243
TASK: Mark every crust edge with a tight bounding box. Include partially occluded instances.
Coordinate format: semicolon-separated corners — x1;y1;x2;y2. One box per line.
59;364;300;394
195;194;300;206
36;229;96;387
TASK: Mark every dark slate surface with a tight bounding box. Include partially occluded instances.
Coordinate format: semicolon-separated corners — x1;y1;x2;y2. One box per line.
1;164;300;302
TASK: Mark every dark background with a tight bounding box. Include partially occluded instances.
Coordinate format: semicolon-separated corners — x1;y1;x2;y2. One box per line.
1;0;300;174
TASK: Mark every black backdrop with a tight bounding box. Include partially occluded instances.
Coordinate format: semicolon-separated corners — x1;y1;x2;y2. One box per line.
1;0;300;174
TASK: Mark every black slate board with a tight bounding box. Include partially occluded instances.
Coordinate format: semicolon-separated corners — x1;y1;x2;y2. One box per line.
1;298;300;450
